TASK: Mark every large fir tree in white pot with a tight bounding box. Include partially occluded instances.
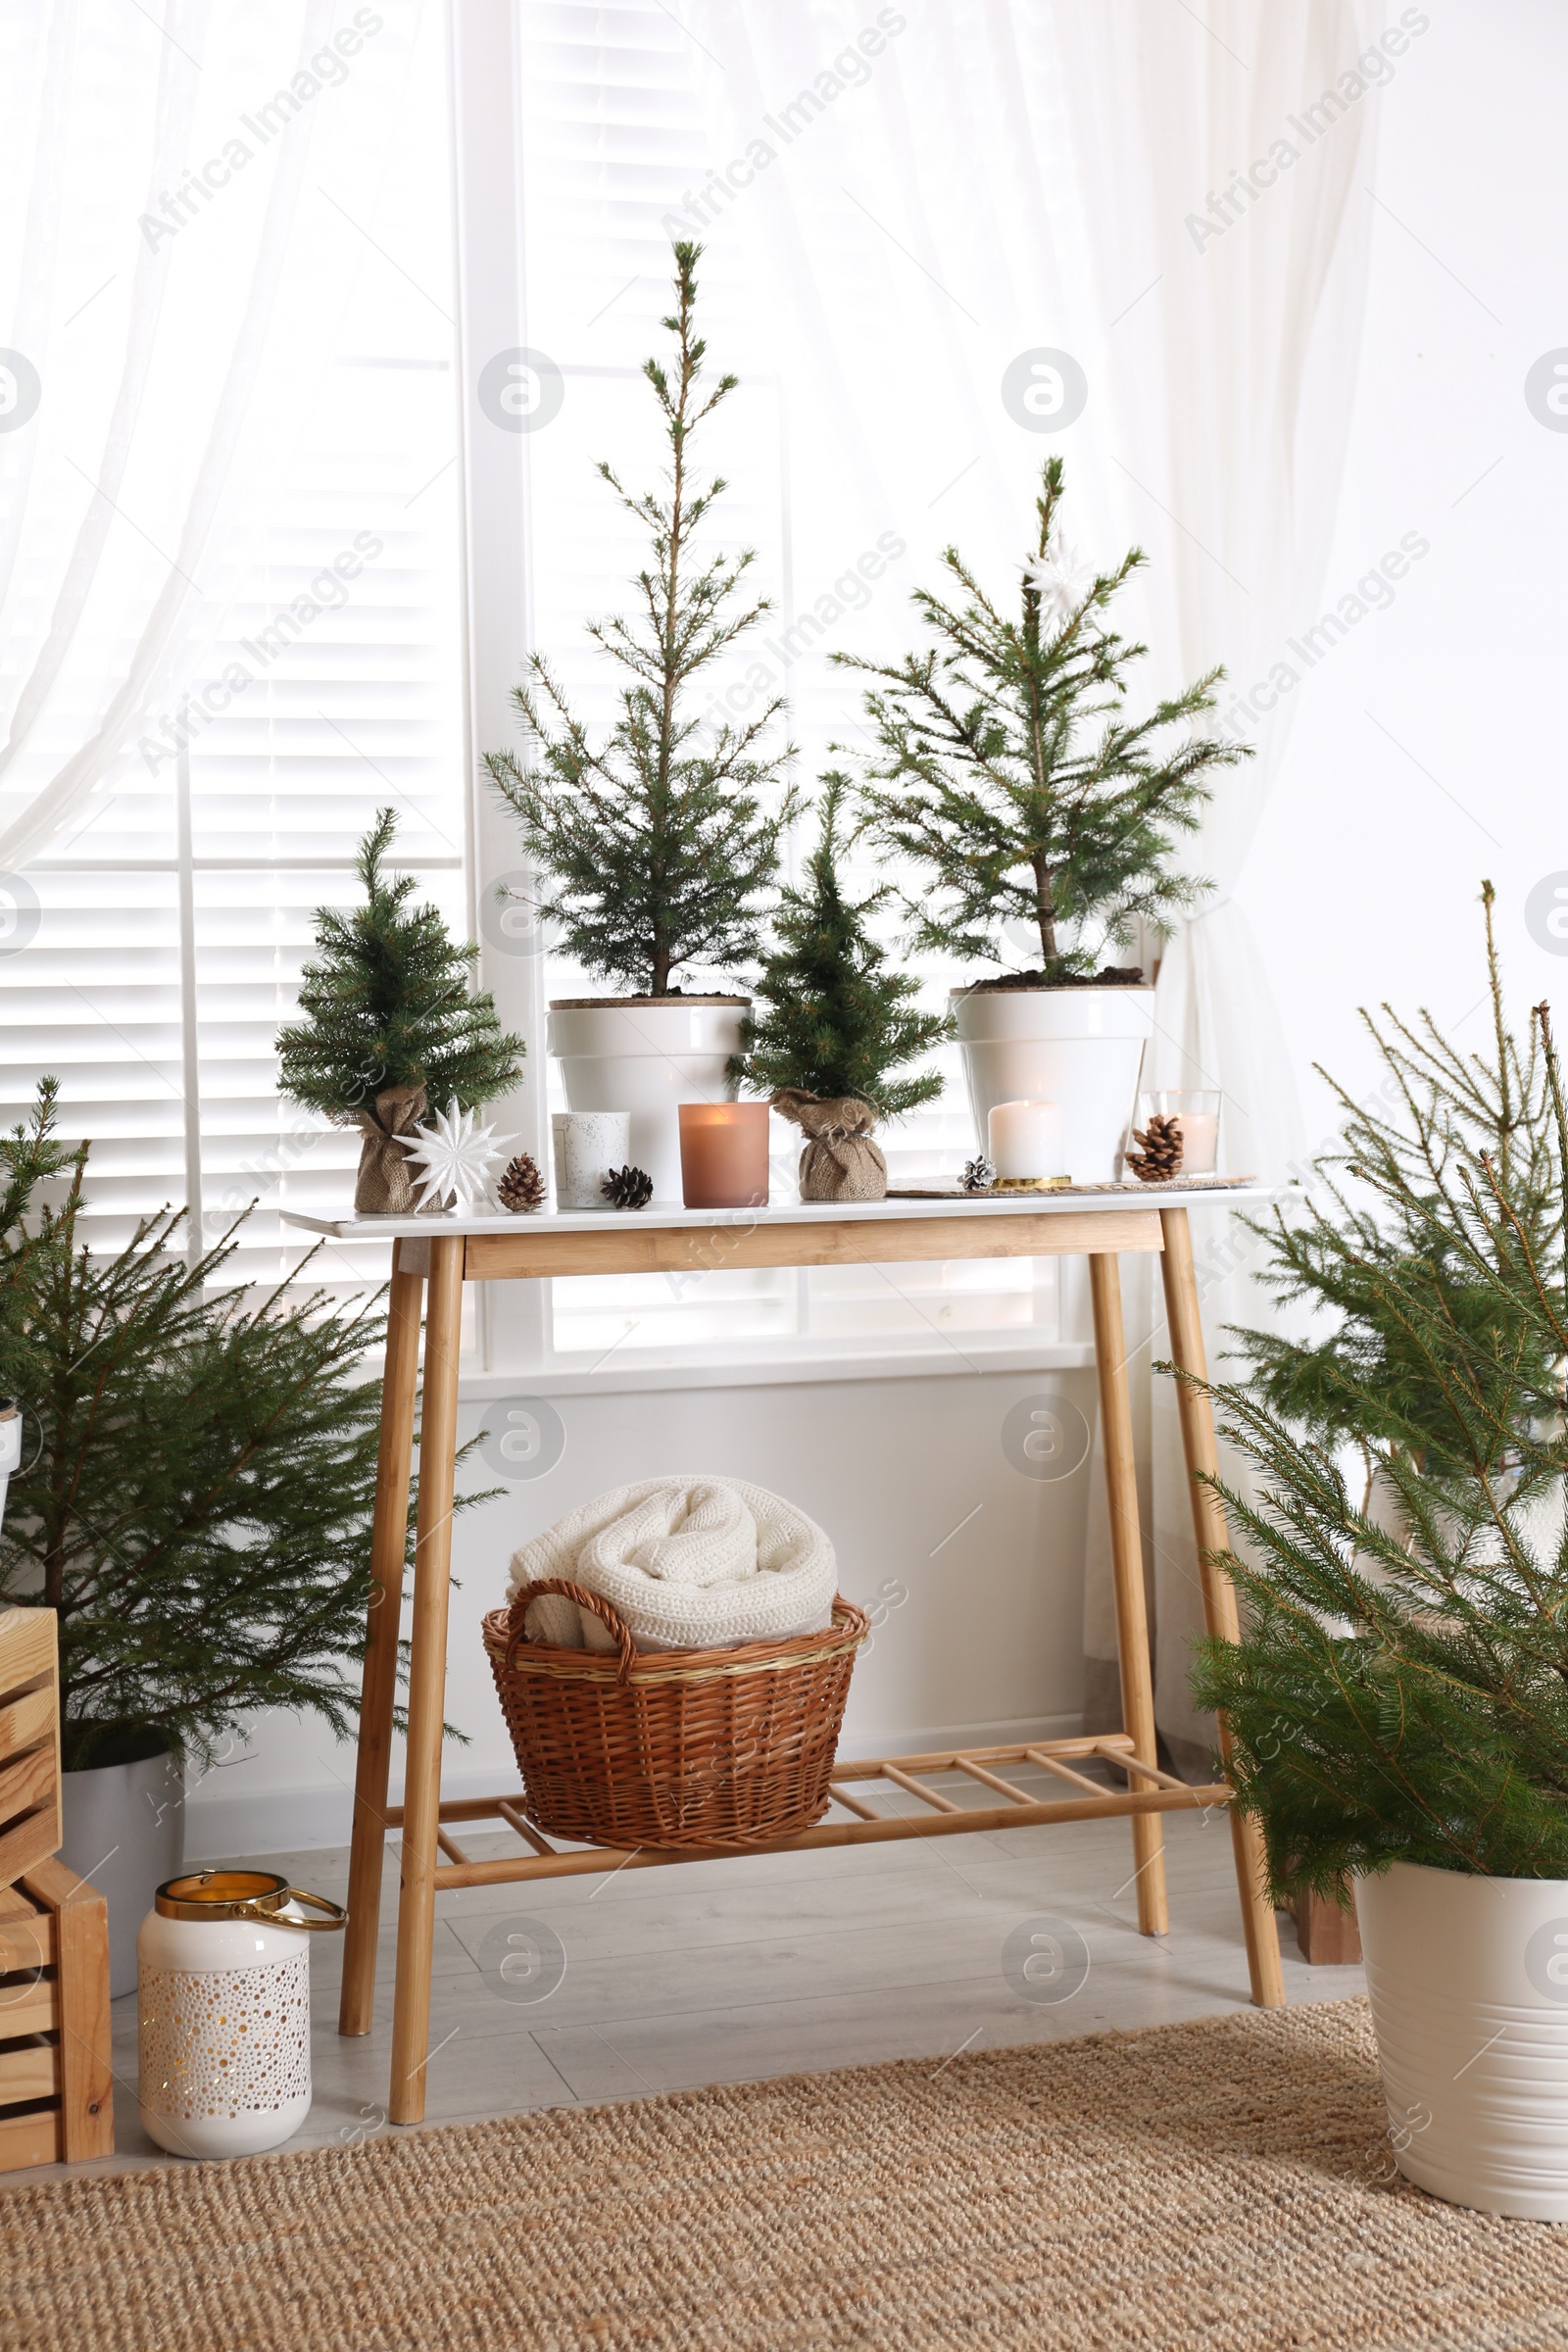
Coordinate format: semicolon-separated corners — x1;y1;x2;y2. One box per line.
0;1085;445;1991
840;458;1248;1180
1188;891;1568;2220
484;243;799;1199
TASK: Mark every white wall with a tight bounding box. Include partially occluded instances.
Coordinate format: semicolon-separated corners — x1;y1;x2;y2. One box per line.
189;1361;1102;1856
186;1;1565;1858
1242;0;1568;1136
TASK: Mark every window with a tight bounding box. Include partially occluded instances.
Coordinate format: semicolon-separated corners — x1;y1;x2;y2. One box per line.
4;0;1073;1372
501;0;1055;1367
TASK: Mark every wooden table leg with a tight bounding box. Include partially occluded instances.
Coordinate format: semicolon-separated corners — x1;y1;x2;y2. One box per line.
1158;1206;1286;2009
340;1244;425;2038
1087;1252;1168;1937
389;1234;465;2124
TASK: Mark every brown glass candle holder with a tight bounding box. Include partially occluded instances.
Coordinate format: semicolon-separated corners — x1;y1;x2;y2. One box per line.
678;1102;770;1209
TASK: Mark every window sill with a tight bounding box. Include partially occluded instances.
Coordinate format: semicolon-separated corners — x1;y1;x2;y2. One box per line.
457;1338;1097;1401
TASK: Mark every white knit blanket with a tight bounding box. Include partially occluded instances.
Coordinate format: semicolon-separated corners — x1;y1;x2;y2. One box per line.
507;1476;837;1652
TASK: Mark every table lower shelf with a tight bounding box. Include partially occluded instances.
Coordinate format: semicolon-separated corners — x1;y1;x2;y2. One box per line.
383;1733;1234;1891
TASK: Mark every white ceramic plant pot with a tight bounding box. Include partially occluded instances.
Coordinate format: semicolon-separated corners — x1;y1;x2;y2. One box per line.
60;1742;185;1999
0;1404;20;1526
1357;1858;1568;2220
548;998;749;1203
951;986;1154;1185
137;1869;344;2160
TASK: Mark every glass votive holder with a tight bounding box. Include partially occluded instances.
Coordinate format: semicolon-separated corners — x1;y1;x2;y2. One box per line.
678;1102;770;1209
1135;1091;1221;1174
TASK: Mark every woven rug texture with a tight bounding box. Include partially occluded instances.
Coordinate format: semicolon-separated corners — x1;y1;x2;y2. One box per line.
5;1996;1568;2351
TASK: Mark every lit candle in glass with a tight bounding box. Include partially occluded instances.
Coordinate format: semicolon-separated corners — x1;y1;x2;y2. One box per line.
1136;1092;1221;1175
678;1102;770;1209
987;1100;1065;1182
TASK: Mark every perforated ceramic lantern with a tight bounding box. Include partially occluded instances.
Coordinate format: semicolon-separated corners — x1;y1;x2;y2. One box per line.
137;1870;345;2159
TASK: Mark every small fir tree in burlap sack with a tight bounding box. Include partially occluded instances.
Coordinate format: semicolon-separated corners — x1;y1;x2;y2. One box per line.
277;809;523;1216
771;1090;888;1202
731;774;949;1118
354;1083;430;1216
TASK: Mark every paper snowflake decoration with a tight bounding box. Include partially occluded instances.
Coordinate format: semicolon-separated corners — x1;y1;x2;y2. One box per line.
1023;537;1098;632
396;1097;514;1213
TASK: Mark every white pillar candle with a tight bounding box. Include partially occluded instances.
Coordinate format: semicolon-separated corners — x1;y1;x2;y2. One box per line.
987;1100;1065;1181
1174;1110;1219;1174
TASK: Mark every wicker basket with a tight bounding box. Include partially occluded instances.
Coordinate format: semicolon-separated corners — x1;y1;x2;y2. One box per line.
482;1580;868;1849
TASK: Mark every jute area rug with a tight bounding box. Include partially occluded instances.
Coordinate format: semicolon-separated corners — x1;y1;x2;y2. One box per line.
5;1997;1568;2352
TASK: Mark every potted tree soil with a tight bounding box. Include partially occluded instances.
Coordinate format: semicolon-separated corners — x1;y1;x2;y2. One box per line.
731;774;950;1200
0;1083;458;1994
483;242;799;1201
839;458;1248;1181
1188;886;1568;2220
276;808;522;1214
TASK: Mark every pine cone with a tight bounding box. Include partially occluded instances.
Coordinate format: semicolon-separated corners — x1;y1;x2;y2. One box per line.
602;1163;654;1211
497;1152;546;1212
1125;1113;1183;1183
961;1154;996;1193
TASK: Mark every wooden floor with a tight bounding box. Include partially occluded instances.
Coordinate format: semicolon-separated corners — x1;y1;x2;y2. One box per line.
2;1763;1364;2188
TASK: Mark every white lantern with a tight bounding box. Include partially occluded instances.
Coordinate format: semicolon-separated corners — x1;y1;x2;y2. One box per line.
137;1870;346;2159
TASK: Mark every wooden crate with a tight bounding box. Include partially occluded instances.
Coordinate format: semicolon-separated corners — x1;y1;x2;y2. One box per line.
0;1607;62;1891
0;1859;115;2170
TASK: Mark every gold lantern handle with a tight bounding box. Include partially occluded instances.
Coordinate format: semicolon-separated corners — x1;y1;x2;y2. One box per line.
266;1886;348;1933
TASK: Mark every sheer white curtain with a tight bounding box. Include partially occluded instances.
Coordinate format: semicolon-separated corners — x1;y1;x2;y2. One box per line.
679;0;1124;737
1058;0;1387;1764
682;0;1385;1760
0;0;417;871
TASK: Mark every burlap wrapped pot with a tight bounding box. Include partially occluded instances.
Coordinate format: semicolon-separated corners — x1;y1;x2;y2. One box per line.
353;1083;430;1215
770;1090;887;1202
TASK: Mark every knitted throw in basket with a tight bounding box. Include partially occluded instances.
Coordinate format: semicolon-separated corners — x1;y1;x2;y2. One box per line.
507;1475;836;1652
482;1584;869;1847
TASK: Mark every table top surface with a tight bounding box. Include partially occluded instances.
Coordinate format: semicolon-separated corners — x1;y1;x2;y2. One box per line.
282;1178;1281;1243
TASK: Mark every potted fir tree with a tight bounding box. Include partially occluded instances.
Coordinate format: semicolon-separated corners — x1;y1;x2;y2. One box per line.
1189;887;1568;2221
731;774;950;1200
840;457;1248;1181
276;808;523;1214
0;1084;435;1993
483;242;799;1200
